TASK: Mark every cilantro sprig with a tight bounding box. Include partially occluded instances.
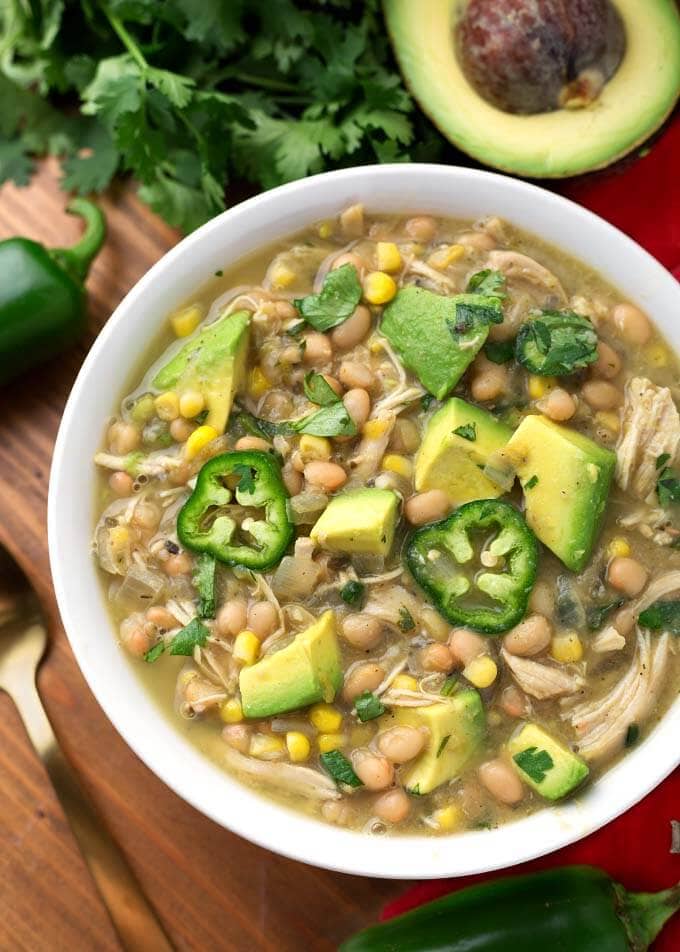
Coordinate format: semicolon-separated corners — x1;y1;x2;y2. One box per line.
0;2;438;233
513;746;554;784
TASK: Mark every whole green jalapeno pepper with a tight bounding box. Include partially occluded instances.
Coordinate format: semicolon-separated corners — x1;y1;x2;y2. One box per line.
0;197;105;384
341;865;680;952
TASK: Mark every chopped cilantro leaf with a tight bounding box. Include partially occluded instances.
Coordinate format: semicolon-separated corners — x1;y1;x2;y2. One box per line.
398;607;416;632
625;724;640;748
466;269;507;301
294;264;362;332
586;597;625;631
340;581;365;607
303;371;340;407
638;599;680;635
484;339;515;364
170;618;210;656
291;402;357;438
513;746;554;784
215;269;223;277
516;310;598;377
656;467;680;507
193;552;216;619
233;464;257;494
354;691;385;722
144;642;165;663
440;675;459;697
454;423;476;442
524;475;539;490
656;453;671;470
436;735;451;758
320;750;363;788
421;394;435;411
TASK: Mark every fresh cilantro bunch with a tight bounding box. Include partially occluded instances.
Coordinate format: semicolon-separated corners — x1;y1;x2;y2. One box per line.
0;0;446;232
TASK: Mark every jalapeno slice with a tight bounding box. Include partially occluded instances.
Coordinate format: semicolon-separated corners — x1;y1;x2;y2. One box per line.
177;451;294;571
406;499;538;634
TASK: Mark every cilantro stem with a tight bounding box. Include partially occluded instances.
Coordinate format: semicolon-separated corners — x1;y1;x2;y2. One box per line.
104;9;148;71
214;69;300;94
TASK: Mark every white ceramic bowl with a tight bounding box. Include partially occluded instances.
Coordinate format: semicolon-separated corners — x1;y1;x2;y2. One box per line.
49;165;680;879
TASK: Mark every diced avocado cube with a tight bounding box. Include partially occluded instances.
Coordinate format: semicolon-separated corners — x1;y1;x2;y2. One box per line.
380;689;485;794
507;723;589;801
152;309;250;433
381;288;494;399
239;610;342;719
504;414;615;572
415;397;513;505
310;488;399;557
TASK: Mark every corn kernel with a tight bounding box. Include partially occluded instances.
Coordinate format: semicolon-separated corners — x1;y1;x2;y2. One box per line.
432;804;462;832
528;375;556;400
185;424;218;459
179;390;205;419
286;731;311;762
248;366;270;399
392;674;419;692
428;244;465;269
233;630;260;666
376;242;402;273
382;454;413;478
369;338;384;354
309;703;343;733
130;393;156;424
364;271;397;305
170;304;201;338
607;536;631;559
270;263;297;289
551;631;583;664
318;221;333;240
250;734;285;759
645;342;668;367
317;732;347;753
299;434;332;462
108;525;129;550
595;410;620;434
463;655;498;689
363;418;391;439
154;391;180;421
220;699;243;724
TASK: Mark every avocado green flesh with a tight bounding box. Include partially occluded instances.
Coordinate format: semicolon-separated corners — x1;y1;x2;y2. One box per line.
415;397;513;504
310;488;399;557
382;689;485;794
384;0;680;177
239;611;342;719
381;288;489;400
152;309;250;433
505;414;615;572
507;723;589;801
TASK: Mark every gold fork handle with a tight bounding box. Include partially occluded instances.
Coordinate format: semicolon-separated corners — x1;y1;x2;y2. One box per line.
11;658;173;952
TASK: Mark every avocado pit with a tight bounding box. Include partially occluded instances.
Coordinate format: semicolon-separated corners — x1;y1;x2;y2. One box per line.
456;0;626;114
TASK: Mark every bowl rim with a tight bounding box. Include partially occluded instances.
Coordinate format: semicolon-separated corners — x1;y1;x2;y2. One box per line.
48;163;680;880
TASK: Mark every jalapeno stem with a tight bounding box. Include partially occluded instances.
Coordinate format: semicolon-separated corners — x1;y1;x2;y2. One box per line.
50;198;106;285
616;880;680;949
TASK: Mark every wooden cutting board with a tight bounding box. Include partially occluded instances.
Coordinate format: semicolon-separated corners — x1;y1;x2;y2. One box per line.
0;160;402;951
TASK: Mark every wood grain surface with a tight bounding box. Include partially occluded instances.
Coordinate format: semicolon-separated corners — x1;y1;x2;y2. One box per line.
0;160;403;952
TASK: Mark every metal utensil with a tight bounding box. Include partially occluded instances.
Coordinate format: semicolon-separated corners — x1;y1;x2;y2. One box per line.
0;543;173;952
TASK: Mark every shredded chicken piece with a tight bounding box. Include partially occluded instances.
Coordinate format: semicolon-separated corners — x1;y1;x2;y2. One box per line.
501;649;584;699
488;250;567;304
222;746;341;800
616;377;680;501
348;411;395;485
406;257;457;290
565;630;669;761
94;450;183;477
631;570;680;616
618;506;678;546
591;626;626;653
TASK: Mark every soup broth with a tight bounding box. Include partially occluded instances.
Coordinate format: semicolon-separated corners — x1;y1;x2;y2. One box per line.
93;207;679;836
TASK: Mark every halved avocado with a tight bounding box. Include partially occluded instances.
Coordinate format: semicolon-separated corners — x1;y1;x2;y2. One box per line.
384;0;680;177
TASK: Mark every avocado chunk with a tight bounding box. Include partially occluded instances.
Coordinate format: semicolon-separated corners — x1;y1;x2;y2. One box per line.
381;689;485;794
415;397;513;505
507;723;589;801
310;488;399;557
384;0;680;177
381;288;496;399
504;414;615;572
152;309;250;433
239;610;342;719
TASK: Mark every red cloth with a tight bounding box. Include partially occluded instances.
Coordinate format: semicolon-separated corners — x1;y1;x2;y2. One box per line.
383;117;680;949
